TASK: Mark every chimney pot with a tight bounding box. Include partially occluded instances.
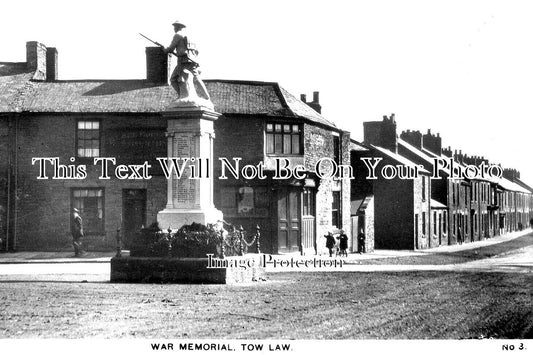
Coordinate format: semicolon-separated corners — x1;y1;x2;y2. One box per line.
300;94;307;102
313;91;319;103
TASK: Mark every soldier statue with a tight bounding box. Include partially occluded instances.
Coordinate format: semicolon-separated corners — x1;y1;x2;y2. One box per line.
164;20;211;106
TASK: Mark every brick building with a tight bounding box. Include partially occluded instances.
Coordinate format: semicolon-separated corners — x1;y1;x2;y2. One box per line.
353;115;432;250
0;41;352;254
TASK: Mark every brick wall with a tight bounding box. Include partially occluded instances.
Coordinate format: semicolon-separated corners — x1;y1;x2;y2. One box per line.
364;197;375;252
0;117;8;248
413;175;430;249
373;172;414;249
12;114;168;251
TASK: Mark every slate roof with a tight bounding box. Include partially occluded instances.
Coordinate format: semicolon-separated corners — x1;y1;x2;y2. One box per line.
0;65;337;129
0;63;34;112
371;144;430;175
351;196;373;215
398;138;435;165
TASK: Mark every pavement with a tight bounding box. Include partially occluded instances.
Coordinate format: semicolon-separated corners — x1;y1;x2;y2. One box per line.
0;229;530;266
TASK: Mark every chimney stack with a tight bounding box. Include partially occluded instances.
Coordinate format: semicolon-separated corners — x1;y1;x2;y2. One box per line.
363;114;398;153
26;41;47;81
422;129;442;155
400;129;422;149
46;47;58;81
304;91;321;114
146;47;170;84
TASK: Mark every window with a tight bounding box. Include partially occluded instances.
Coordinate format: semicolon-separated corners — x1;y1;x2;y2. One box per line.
415;214;419;237
266;123;301;155
332;191;341;229
433;211;437;235
77;120;100;158
302;188;315;216
333;135;341;165
219;186;269;216
71;188;104;234
443;211;447;233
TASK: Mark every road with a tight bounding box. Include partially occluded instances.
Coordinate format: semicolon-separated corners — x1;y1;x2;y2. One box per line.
0;232;531;281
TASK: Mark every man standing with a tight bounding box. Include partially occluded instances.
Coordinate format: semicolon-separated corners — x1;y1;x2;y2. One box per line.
357;228;366;254
164;20;211;102
71;208;85;257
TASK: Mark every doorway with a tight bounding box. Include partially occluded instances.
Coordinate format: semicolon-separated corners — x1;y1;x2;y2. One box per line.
122;189;147;249
277;187;300;253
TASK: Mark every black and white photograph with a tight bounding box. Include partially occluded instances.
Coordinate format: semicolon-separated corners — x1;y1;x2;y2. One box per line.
1;1;532;354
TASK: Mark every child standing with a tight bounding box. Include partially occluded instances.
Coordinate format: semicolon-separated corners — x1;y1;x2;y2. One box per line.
337;230;348;257
324;232;336;257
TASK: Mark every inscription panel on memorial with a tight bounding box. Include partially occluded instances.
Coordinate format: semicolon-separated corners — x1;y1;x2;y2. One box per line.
172;135;197;207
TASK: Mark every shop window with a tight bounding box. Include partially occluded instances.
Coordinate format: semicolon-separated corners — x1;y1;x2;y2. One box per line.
71;188;104;234
77;120;100;158
266;123;301;155
220;186;269;216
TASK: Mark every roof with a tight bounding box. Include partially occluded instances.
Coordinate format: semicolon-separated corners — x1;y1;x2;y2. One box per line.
0;62;34;112
430;199;447;209
351;196;373;215
512;178;533;193
398;138;435;165
0;66;337;129
350;139;370;152
497;177;530;194
370;145;430;175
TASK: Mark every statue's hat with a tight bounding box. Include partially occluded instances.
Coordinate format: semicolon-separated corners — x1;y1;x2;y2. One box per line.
172;20;186;28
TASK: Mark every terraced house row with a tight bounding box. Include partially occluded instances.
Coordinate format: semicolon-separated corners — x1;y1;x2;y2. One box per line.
1;41;531;254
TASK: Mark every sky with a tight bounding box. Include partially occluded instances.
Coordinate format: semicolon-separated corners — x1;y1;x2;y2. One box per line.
2;0;533;183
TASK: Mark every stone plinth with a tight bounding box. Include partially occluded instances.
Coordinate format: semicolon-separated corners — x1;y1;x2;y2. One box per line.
110;255;266;284
157;105;223;229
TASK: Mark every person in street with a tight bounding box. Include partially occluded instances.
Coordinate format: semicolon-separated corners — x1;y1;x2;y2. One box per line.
324;232;335;257
164;20;210;101
71;208;85;257
337;230;348;257
357;228;366;254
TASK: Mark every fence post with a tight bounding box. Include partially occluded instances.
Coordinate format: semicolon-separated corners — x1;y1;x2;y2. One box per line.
239;225;245;256
220;225;226;259
115;228;122;257
256;224;261;254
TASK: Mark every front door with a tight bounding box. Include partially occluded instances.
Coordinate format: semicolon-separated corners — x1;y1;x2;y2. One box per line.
122;189;146;249
277;187;300;253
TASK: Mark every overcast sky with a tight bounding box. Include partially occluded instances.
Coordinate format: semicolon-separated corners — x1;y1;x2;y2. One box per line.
2;0;533;183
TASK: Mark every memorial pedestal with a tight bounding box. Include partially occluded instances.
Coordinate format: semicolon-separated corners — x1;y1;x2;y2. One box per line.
157;105;223;230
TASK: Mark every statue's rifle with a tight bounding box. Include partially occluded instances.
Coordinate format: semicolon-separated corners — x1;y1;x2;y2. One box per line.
139;33;178;57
